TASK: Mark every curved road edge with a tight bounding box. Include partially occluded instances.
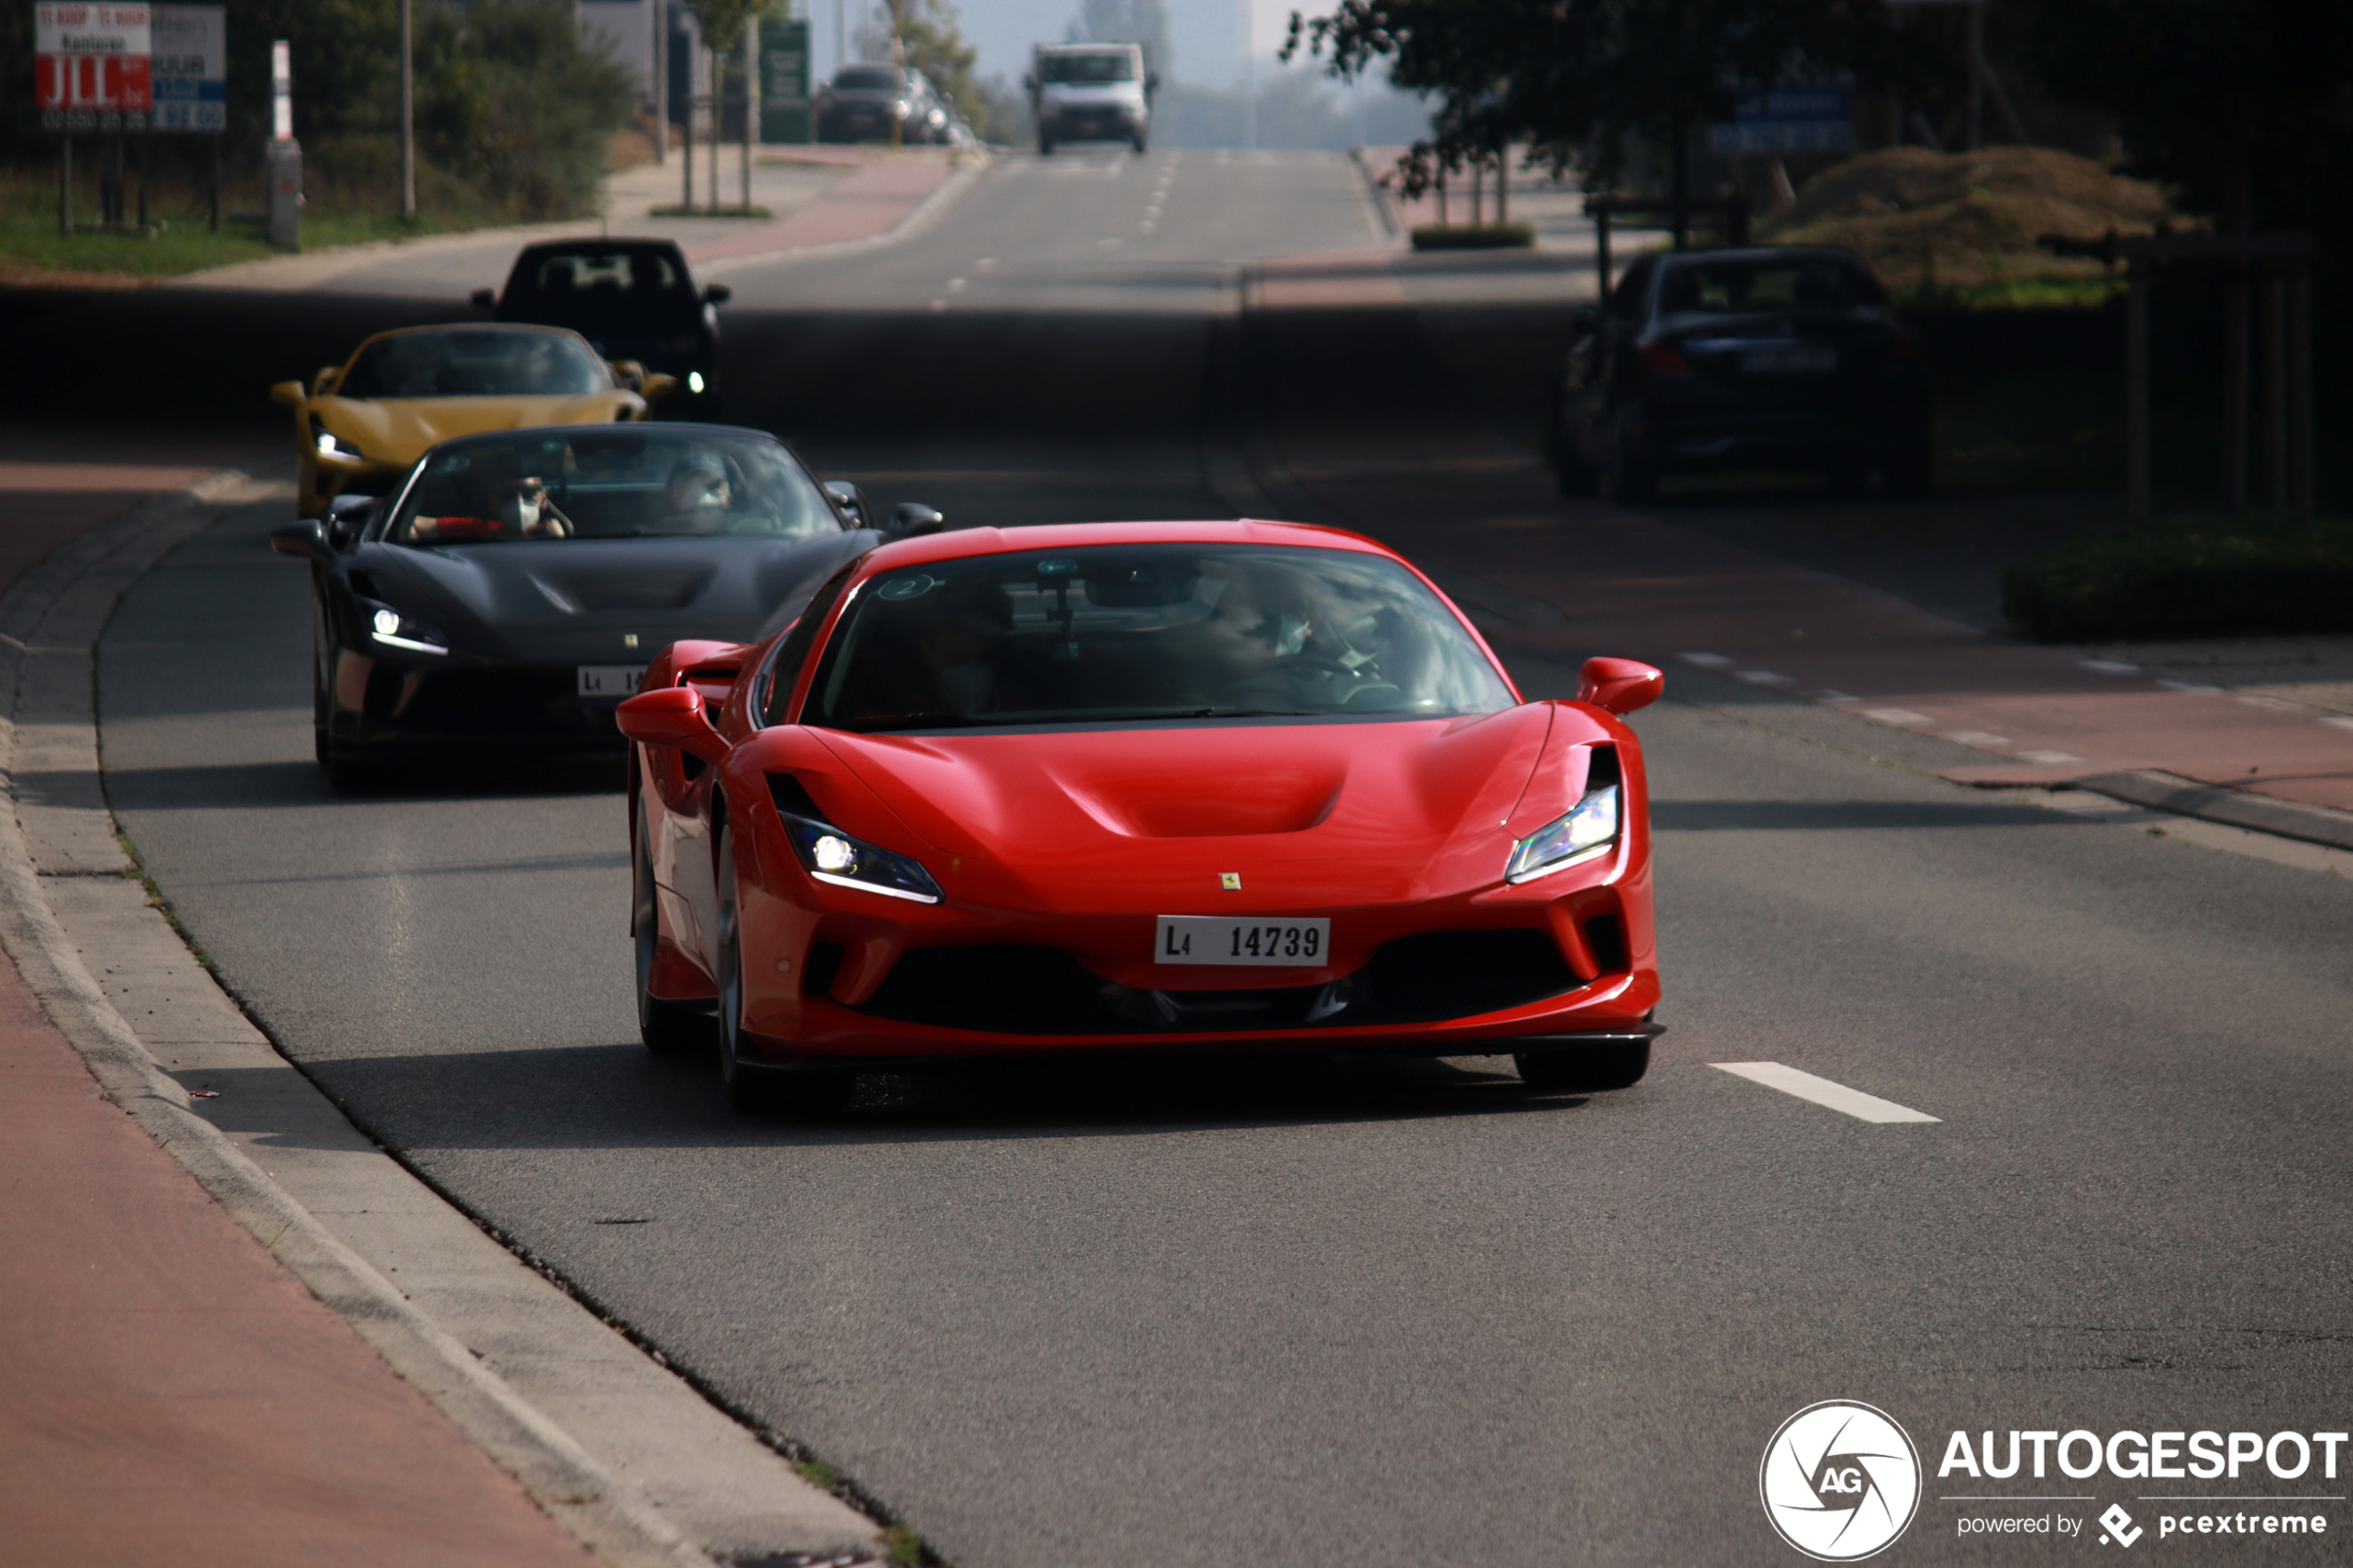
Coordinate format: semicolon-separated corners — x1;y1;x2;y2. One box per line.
0;475;886;1568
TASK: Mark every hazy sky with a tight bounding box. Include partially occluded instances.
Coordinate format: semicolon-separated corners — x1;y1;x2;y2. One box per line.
804;0;1308;91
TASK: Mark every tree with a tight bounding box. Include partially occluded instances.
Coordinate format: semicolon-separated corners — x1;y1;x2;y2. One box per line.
682;0;772;56
1285;0;1896;201
2030;0;2353;235
1071;0;1175;81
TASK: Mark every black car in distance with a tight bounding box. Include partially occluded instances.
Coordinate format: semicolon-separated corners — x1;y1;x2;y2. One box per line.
267;424;938;789
474;239;729;418
815;63;953;144
1550;245;1931;502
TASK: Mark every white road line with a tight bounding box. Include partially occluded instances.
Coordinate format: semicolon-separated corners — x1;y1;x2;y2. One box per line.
927;298;948;312
1712;1062;1941;1123
1815;689;1859;703
1679;651;1733;666
2155;678;2222;693
946;278;967;293
1860;707;1933;726
2082;659;2140;673
2014;748;2084;765
1941;730;2011;747
2323;716;2353;732
2237;695;2300;711
974;257;998;271
1735;670;1794;685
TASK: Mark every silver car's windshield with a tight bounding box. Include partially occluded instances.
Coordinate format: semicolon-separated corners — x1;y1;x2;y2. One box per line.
803;544;1513;732
385;430;841;545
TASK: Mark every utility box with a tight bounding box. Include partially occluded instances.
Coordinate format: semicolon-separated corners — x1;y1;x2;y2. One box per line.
759;17;811;144
266;137;302;250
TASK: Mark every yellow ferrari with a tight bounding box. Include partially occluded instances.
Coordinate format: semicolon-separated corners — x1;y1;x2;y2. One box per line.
272;323;677;518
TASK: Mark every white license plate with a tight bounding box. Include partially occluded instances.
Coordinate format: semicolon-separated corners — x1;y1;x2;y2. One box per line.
1743;345;1837;374
1155;915;1330;967
577;665;645;698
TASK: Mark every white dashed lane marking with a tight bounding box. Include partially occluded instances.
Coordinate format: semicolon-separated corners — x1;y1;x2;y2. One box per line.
1712;1062;1942;1124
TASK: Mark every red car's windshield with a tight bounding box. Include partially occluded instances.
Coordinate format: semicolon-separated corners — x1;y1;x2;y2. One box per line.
800;544;1514;732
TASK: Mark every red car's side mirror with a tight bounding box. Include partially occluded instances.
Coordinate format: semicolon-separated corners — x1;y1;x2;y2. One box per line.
617;684;730;763
1578;657;1663;716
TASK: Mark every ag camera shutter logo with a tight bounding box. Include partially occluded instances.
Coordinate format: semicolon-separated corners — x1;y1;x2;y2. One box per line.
1760;1400;1923;1561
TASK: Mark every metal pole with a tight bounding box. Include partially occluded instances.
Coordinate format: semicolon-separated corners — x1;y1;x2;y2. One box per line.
2290;270;2314;521
653;0;666;165
682;81;694;210
137;119;149;228
1965;0;1984;151
707;56;719;211
399;0;415;218
741;24;754;214
2222;269;2249;511
2127;265;2150;522
59;135;72;238
1595;206;1612;305
1496;142;1508;225
2262;270;2287;508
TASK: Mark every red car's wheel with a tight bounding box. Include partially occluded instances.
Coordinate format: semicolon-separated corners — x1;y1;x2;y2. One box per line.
714;823;854;1116
1514;1041;1650;1094
635;797;710;1057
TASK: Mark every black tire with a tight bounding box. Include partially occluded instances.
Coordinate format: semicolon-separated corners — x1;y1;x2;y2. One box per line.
1555;441;1601;497
1515;1041;1650;1093
713;824;854;1116
326;751;394;793
635;797;710;1056
1132;132;1148;154
1604;418;1658;505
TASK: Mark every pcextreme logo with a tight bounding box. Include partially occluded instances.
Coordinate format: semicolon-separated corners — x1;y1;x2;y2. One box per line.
1761;1400;1925;1562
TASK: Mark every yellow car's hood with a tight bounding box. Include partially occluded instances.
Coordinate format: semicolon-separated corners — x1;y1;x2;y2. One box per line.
315;394;640;465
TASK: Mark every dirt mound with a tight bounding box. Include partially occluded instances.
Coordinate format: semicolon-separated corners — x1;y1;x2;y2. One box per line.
1756;145;2185;290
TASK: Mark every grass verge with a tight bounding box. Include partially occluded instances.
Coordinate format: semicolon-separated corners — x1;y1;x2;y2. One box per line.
1410;220;1534;250
2001;510;2353;640
647;203;774;220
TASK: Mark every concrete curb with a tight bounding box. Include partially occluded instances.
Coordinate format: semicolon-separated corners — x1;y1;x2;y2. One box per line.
0;479;881;1568
2070;771;2353;853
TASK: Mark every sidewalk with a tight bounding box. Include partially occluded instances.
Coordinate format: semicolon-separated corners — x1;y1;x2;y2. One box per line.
1245;249;2353;823
0;883;593;1568
175;144;975;294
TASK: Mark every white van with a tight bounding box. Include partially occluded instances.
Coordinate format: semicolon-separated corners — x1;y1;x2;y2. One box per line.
1026;43;1157;155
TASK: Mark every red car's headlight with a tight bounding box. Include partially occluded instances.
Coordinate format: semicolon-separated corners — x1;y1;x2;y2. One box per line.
780;813;941;904
1505;783;1619;884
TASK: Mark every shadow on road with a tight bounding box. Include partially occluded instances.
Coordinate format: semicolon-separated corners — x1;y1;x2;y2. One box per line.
261;1041;1592;1154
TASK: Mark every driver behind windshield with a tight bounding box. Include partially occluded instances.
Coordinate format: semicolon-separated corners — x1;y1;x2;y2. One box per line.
388;433;839;544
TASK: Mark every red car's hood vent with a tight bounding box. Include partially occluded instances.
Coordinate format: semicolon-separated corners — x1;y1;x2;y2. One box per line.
808;707;1554;898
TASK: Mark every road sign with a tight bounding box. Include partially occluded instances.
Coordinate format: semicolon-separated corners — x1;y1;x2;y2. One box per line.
148;3;222;132
1711;83;1854;155
760;16;811;144
36;2;153;131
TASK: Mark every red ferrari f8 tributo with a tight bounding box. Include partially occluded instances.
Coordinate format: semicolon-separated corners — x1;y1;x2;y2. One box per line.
617;521;1664;1111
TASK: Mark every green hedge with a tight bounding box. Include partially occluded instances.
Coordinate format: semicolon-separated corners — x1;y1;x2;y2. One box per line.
2002;512;2353;641
1409;221;1535;251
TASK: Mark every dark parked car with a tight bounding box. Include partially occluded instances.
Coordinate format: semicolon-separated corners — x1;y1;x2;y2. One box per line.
473;239;728;418
267;423;941;787
1549;245;1931;502
815;64;952;144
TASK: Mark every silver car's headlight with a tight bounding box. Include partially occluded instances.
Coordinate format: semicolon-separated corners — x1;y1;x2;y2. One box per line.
360;597;448;656
1505;782;1619;884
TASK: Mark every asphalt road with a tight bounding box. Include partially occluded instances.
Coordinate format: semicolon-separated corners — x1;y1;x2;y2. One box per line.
92;151;2353;1566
